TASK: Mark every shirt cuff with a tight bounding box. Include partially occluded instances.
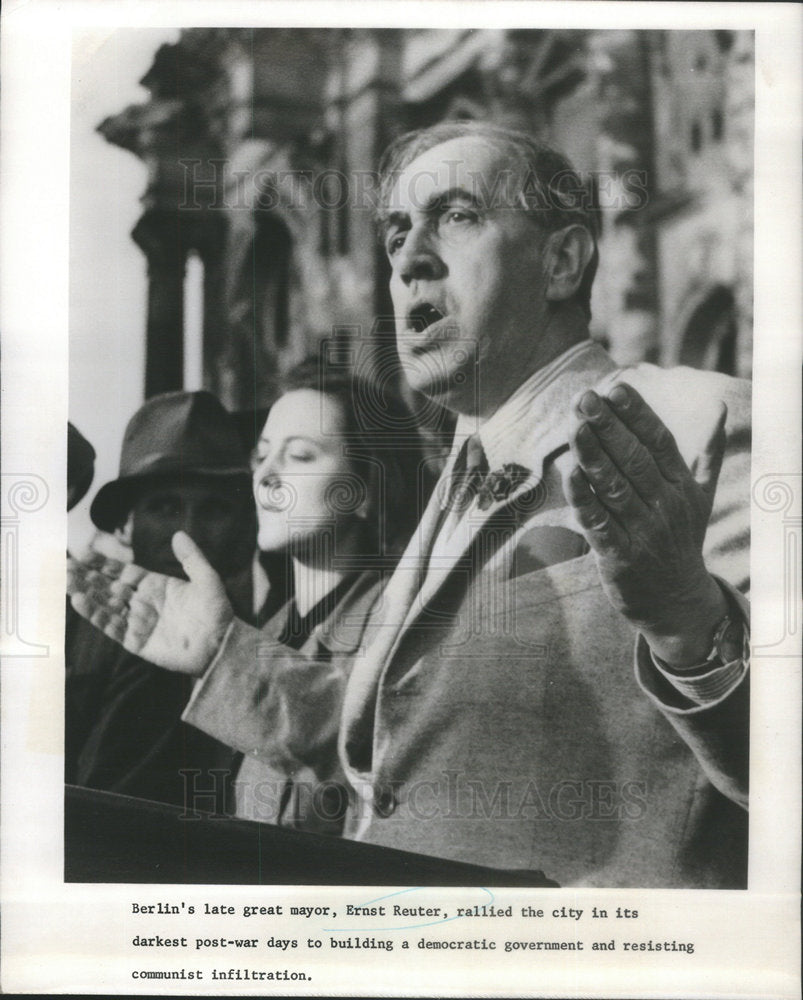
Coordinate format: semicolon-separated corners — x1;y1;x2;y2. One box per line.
636;578;750;710
649;646;748;704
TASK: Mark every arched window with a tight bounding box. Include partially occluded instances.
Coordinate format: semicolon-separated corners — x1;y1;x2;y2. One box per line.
679;285;738;375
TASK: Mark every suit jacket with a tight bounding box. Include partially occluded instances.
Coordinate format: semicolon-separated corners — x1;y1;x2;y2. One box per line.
182;571;383;834
337;344;750;888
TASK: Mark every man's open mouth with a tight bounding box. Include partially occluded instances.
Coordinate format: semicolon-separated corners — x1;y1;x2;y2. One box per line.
407;302;445;333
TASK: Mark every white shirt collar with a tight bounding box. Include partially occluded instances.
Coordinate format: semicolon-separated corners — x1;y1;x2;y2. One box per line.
452;340;600;471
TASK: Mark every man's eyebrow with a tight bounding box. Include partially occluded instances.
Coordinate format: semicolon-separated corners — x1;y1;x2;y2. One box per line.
382;209;410;233
426;186;483;211
381;186;484;230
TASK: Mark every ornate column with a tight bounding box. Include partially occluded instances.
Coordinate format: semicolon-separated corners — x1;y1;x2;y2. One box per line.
199;228;229;402
132;211;186;397
98;32;229;399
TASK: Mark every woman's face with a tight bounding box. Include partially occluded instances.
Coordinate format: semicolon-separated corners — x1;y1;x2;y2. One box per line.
251;389;365;554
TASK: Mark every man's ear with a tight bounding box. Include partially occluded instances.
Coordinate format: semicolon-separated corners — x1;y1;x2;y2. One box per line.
544;225;595;303
114;512;134;547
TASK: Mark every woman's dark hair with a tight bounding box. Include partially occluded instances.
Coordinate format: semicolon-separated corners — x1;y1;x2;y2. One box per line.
276;355;429;559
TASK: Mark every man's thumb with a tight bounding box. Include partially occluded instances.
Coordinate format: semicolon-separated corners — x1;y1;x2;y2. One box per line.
690;401;727;499
172;531;220;587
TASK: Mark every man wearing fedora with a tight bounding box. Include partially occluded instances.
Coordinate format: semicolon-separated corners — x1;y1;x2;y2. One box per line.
88;390;255;580
66;390;257;807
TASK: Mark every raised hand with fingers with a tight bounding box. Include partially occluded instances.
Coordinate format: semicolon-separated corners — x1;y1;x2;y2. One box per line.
67;531;234;675
562;382;730;668
67;553;148;641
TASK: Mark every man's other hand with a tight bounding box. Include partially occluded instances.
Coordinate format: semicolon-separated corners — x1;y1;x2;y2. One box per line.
563;382;729;668
67;531;234;675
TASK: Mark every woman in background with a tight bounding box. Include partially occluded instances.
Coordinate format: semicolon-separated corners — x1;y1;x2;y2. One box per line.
86;356;430;834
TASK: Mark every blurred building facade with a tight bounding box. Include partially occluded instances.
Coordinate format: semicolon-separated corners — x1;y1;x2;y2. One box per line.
99;28;754;412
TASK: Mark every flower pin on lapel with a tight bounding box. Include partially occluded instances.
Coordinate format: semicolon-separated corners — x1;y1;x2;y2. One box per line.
476;463;531;510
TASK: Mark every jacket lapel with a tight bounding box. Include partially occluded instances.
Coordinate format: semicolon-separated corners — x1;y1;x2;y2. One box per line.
339;532;434;776
406;472;541;622
340;343;620;778
315;571;384;655
397;343;619;630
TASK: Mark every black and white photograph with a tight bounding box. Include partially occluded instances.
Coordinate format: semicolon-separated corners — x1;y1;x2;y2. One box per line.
1;3;800;996
65;22;754;889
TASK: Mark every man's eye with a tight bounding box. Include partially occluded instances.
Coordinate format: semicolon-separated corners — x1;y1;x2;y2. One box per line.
441;208;476;226
386;232;406;256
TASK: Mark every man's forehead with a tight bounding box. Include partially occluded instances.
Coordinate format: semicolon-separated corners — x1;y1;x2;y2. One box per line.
386;135;514;213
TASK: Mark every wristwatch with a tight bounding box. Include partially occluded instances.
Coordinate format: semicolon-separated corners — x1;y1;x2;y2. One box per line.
657;610;747;675
703;613;746;667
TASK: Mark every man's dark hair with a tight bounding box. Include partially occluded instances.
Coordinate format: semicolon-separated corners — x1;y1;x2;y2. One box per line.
377;120;600;319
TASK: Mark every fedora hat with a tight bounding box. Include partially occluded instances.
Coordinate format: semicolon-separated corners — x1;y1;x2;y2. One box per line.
67;421;96;511
90;390;251;532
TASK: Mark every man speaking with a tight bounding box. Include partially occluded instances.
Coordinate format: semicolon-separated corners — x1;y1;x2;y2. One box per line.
339;121;749;887
69;121;749;887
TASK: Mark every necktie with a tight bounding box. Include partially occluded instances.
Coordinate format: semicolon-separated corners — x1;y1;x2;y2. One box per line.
444;433;488;513
429;434;488;561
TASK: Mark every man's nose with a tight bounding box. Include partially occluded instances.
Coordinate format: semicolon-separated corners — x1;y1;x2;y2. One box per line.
395;224;446;285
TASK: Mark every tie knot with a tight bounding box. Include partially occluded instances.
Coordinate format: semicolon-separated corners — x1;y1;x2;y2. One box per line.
464;434;487;476
444;434;488;512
